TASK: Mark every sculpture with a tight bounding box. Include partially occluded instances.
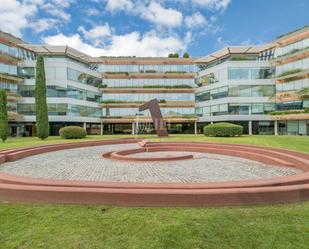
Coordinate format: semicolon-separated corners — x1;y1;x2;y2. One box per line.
139;99;168;137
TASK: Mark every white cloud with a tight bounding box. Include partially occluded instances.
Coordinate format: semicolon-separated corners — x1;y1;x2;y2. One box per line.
41;0;74;22
43;30;188;57
105;1;183;28
30;18;60;33
43;33;106;56
78;24;112;46
78;24;112;39
0;0;39;37
192;0;231;11
0;0;75;37
105;0;134;12
139;2;183;28
105;31;187;56
185;12;207;29
84;8;101;16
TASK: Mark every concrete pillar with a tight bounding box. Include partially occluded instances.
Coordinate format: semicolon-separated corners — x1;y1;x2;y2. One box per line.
83;122;87;130
100;122;104;135
274;120;278;136
248;121;252;135
194;122;197;135
211;121;214;124
132;122;135;135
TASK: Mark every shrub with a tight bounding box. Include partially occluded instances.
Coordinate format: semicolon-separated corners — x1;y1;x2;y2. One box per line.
204;122;243;137
59;126;87;139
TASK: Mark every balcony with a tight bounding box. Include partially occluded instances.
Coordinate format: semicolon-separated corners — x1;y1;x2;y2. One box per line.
0;52;21;65
102;72;195;79
102;115;198;123
8;112;23;122
276;68;309;82
101;100;195;108
0;73;24;83
274;47;309;65
275;91;299;102
270;108;309;121
7;92;22;102
100;86;195;94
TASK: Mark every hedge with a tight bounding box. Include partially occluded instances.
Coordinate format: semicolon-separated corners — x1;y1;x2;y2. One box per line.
204;123;243;137
59;126;87;139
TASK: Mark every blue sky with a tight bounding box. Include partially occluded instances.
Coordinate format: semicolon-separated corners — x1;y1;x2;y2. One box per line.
1;0;309;57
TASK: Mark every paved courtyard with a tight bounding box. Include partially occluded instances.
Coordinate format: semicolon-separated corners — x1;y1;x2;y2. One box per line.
0;144;301;183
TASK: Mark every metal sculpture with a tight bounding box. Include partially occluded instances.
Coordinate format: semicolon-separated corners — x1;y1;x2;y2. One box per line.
139;99;168;137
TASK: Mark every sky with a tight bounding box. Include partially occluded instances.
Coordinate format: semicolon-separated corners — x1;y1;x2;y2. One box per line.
1;0;309;57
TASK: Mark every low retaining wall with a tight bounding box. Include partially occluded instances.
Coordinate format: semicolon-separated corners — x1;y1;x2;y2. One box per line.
0;139;309;207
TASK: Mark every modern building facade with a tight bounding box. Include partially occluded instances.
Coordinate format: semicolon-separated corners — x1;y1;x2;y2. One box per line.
0;31;35;136
271;26;309;135
99;57;197;134
0;26;308;136
195;45;276;135
16;44;103;136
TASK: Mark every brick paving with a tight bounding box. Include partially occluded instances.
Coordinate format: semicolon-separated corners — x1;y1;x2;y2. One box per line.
0;144;301;183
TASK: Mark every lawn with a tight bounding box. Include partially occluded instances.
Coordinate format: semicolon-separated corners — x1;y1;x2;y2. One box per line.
1;134;309;249
1;202;309;249
1;134;309;153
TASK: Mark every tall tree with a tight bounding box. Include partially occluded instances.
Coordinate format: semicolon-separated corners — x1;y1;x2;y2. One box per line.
0;89;8;142
183;52;190;58
35;55;49;140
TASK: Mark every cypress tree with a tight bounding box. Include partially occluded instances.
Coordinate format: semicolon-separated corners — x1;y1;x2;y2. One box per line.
35;55;49;140
0;89;8;142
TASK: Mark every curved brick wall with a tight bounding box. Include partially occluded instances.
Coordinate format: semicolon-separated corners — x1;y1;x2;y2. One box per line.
0;139;309;207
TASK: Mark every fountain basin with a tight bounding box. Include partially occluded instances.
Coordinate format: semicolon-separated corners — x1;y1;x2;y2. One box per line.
105;147;194;162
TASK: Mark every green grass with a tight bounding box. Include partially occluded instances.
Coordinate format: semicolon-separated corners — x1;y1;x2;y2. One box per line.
1;202;309;249
2;134;309;153
1;134;309;248
0;135;139;150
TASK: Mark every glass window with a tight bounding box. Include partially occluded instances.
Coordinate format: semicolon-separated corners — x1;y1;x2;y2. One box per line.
67;68;102;87
17;67;35;79
251;68;274;79
229;104;250;115
287;121;299;135
239;86;251;97
228;68;250;80
203;106;210;116
251;104;264;114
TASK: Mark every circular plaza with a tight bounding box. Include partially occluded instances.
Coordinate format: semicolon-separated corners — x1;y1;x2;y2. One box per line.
0;144;300;183
0;138;309;207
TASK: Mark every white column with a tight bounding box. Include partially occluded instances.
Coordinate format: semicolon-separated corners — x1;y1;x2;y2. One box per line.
83;122;87;130
132;122;135;135
100;122;104;135
194;122;197;135
274;120;278;136
248;121;252;135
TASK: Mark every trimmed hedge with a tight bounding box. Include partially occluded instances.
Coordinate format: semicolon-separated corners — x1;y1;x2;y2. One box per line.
204;123;243;137
59;126;87;139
